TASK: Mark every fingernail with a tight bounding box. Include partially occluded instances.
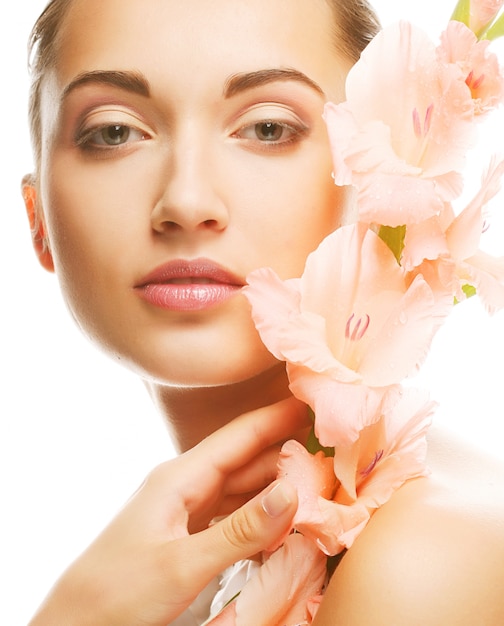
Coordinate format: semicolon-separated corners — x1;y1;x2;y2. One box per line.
262;481;293;518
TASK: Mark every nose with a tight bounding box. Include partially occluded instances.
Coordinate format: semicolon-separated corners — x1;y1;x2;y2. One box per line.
150;129;229;234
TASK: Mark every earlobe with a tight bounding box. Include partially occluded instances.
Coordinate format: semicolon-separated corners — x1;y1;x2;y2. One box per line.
21;174;55;273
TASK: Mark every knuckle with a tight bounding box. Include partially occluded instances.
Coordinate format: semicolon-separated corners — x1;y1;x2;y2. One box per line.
146;460;171;482
222;507;259;549
142;459;176;493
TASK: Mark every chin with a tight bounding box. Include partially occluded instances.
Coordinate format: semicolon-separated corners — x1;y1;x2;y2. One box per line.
145;352;281;388
101;335;279;389
82;301;282;388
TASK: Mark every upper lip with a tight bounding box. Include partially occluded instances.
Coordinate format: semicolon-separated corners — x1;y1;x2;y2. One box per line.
135;258;245;287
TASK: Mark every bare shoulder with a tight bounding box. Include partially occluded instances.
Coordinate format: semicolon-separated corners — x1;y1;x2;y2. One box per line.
313;427;504;626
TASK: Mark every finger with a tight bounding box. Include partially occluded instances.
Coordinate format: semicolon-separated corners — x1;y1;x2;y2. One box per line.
155;398;308;526
190;397;309;477
223;445;281;496
187;444;292;531
186;479;298;587
189;491;261;532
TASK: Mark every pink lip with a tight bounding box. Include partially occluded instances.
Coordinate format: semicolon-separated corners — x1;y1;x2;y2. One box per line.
135;258;244;312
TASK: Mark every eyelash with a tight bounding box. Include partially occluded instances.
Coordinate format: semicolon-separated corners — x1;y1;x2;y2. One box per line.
74;123;150;152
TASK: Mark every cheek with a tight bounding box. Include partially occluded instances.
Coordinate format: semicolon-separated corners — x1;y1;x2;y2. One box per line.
229;155;348;278
41;158;147;324
44;153;149;259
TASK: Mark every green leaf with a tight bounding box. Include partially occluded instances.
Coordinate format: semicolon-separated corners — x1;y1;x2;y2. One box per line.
450;0;471;26
481;12;504;40
306;423;335;457
462;283;477;298
454;283;477;304
377;225;406;264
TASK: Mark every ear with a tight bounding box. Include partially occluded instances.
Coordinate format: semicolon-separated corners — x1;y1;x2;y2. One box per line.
21;174;54;273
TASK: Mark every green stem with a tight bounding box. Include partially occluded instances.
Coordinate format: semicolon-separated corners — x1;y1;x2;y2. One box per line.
480;12;504;40
450;0;471;25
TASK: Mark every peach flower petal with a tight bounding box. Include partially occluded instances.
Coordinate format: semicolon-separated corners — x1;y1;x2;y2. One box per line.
287;368;396;446
233;534;327;626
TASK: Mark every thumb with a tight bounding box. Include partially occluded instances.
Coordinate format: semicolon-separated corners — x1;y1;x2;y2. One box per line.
193;480;297;581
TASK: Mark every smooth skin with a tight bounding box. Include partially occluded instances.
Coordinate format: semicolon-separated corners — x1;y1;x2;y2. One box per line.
24;0;504;623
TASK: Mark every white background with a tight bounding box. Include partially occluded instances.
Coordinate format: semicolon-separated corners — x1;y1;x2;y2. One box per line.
2;1;504;623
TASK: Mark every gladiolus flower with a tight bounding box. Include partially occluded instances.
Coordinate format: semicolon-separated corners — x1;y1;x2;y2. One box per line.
245;223;452;445
277;389;434;556
438;20;504;114
403;157;504;312
324;21;476;226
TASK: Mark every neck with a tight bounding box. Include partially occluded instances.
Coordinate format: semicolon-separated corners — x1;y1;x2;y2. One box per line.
145;364;291;452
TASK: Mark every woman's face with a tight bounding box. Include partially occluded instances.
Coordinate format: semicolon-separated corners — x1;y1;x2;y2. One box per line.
34;0;352;386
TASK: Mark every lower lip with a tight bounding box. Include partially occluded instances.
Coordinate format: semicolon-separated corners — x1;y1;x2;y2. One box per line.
136;283;241;312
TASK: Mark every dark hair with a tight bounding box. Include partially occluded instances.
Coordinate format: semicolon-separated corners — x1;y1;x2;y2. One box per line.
27;0;380;168
27;0;72;168
328;0;381;63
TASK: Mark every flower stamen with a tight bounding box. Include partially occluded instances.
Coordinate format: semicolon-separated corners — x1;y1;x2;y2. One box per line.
360;450;384;477
424;103;434;134
412;108;422;138
412;104;434;138
345;313;371;341
473;74;485;90
466;70;486;93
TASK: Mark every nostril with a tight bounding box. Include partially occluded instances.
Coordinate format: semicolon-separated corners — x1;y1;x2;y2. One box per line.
161;221;182;232
154;219;220;234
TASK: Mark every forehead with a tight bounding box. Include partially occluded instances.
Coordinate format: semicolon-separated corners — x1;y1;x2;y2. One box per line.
54;0;348;100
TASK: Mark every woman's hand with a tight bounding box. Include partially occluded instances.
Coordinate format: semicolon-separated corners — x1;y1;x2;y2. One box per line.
29;397;308;626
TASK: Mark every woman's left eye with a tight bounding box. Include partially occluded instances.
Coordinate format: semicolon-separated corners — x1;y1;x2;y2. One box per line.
233;119;308;147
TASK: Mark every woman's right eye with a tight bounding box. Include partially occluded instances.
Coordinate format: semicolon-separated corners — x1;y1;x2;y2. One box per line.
76;123;149;151
97;124;133;146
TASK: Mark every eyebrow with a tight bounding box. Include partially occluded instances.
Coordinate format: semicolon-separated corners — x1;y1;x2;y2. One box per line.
61;67;324;102
62;70;151;100
223;68;325;98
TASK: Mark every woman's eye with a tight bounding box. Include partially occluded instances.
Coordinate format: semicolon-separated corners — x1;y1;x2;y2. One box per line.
254;121;288;142
234;119;307;147
76;124;148;150
99;124;133;146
